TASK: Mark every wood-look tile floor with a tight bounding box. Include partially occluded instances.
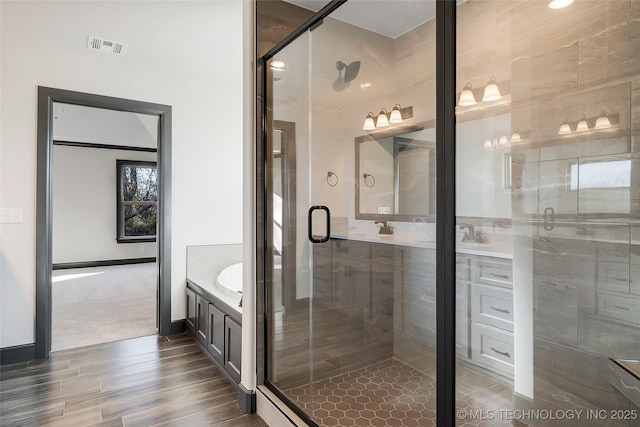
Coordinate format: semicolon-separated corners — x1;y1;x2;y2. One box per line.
0;334;266;427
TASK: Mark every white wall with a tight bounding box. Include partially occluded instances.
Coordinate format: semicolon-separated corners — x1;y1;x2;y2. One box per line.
52;145;157;264
0;0;244;348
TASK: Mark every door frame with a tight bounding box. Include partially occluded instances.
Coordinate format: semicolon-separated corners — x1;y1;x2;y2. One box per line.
257;1;457;426
35;86;173;358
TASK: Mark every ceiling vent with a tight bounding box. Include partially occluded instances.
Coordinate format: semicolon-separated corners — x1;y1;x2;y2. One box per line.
87;35;128;56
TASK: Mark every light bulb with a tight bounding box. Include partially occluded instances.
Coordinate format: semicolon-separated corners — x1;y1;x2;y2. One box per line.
458;82;477;106
558;121;572;135
595;113;612;129
376;108;389;127
389;104;403;124
363;112;376;131
576;118;589;132
482;76;502;102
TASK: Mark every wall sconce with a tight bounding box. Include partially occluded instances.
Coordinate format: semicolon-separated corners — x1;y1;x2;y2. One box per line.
362;105;413;131
376;108;390;127
558;120;572;135
389;104;403;124
548;0;573;9
558;112;616;136
482;76;502;102
484;131;529;148
576;117;589;132
458;83;477;106
595;112;612;129
363;112;376;131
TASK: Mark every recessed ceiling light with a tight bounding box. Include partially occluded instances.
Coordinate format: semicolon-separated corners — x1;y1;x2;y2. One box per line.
548;0;574;9
360;82;373;89
270;60;287;70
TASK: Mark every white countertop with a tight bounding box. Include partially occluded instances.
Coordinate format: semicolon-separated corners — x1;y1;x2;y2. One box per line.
334;233;513;259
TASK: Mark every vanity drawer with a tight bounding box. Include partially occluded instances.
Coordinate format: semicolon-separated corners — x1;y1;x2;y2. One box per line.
473;257;513;289
471;283;513;332
371;243;395;266
471;323;514;378
597;262;629;293
335;239;370;260
313;240;331;257
312;254;331;279
597;292;640;325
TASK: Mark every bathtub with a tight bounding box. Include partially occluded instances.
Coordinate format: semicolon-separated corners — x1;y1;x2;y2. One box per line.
186;244;243;314
215;262;243;309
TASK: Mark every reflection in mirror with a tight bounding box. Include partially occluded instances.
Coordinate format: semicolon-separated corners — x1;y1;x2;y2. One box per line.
356;122;435;221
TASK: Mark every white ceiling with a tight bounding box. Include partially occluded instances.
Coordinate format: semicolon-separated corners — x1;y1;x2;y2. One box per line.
284;0;437;39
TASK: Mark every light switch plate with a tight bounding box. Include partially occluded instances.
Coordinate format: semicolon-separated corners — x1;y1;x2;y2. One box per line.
0;208;24;223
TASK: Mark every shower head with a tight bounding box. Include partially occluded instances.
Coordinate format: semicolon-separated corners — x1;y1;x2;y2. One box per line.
336;60;361;83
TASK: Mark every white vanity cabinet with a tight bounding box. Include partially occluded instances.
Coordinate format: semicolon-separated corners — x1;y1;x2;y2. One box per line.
466;255;515;379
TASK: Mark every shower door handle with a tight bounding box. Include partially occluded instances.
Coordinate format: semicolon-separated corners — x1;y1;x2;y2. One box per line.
308;205;331;244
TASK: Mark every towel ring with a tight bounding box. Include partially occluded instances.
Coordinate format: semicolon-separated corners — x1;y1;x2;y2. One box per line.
327;171;338;187
363;173;375;187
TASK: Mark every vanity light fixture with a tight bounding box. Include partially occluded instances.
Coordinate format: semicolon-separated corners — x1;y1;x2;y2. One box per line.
484;139;494;148
558;120;572;135
482;76;502;102
376;108;390;127
458;82;477;106
595;112;612;129
389;104;403;124
548;0;574;9
510;132;522;143
363;112;376;131
498;135;509;145
576;117;589;132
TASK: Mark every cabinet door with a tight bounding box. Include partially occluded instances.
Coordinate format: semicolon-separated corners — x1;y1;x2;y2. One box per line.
186;288;196;333
313;253;332;309
208;304;225;364
224;317;242;384
196;295;208;346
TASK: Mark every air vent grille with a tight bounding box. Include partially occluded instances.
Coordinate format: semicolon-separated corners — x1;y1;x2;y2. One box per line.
87;35;128;56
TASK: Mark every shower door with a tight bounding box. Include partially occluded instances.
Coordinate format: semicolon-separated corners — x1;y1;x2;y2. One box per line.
264;1;440;425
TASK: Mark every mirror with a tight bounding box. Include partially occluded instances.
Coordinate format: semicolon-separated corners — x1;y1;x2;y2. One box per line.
355;122;436;221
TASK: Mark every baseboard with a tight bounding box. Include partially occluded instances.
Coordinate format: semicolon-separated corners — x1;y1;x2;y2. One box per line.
53;257;156;270
239;384;257;414
169;320;186;335
0;343;35;365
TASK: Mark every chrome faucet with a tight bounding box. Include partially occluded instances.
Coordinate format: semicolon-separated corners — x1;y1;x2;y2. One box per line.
459;223;483;243
375;220;394;235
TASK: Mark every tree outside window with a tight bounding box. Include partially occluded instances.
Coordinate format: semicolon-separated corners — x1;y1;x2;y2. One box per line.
117;160;157;243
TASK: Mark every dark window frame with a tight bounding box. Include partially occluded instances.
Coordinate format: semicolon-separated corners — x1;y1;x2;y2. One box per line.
116;159;158;243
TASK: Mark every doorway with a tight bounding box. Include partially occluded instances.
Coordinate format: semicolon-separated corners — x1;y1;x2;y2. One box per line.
50;103;159;351
36;87;172;358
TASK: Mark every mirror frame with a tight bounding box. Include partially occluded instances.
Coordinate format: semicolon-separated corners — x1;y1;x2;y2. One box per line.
355;120;436;222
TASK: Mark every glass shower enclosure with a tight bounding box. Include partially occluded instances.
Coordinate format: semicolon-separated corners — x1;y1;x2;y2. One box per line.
260;1;639;426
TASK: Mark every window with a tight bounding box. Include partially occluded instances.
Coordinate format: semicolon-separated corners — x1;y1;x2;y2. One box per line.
117;160;158;243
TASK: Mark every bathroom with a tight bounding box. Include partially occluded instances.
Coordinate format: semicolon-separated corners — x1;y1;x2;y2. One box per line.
244;0;639;426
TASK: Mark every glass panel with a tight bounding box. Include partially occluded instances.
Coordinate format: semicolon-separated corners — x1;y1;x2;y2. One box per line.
456;1;640;425
306;0;438;425
266;29;313;410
